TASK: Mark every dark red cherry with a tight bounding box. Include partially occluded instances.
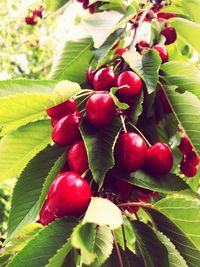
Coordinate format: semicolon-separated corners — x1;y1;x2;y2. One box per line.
39;201;55;226
68;140;89;175
33;6;44;18
113;177;133;198
46;99;77;119
25;15;37;25
47;172;91;217
88;3;96;14
116;71;142;102
157;87;172;113
52;112;81;146
157;12;176;20
85;92;115;127
115;48;128;56
93;67;117;91
115;132;147;172
160;27;177;45
180;159;197;177
152;44;168;63
179;135;193;155
185;150;200;167
82;0;89;9
86;68;96;86
145;142;173;175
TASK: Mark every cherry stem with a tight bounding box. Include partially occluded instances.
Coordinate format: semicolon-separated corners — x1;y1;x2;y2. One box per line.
129;4;153;51
118;202;153;209
112;230;124;267
128;122;151;147
75;92;93;100
120;115;127;133
77;94;91;109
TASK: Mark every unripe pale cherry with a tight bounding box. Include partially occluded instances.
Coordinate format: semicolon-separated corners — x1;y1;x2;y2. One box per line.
93;67;117;91
68;140;89;175
152;44;168;63
115;132;147;172
85;92;115;127
47;172;91;217
160;27;177;45
52;111;81;146
39;201;55;226
46;99;77;119
145;142;173;175
116;71;142;102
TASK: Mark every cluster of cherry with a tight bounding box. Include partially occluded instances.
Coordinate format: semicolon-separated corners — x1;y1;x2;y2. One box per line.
25;6;44;25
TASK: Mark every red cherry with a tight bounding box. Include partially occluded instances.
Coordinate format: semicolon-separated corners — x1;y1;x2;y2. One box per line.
152;44;168;63
157;12;176;20
25;15;37;25
46;99;77;119
85;92;115;127
145;142;173;175
47;172;91;217
179;135;193;155
39;201;55;226
33;6;44;18
68;140;89;175
157;88;172;113
113;177;133;198
88;4;96;14
185;150;200;167
52;112;81;146
136;194;150;202
115;48;128;56
86;68;96;86
160;27;177;45
93;67;117;91
180;160;197;177
82;0;89;9
116;71;142;102
115;132;147;172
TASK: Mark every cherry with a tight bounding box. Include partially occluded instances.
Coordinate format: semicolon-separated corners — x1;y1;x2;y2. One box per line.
88;3;96;14
86;68;96;86
46;99;77;119
39;201;55;226
160;27;177;45
52;111;81;146
68;140;89;175
180;159;197;177
47;172;91;217
85;92;115;127
115;132;147;172
152;44;168;63
25;15;37;25
157;87;172;113
145;142;173;175
112;40;120;50
115;48;128;56
93;67;117;91
33;6;44;18
179;135;193;154
116;71;142;102
82;0;89;9
185;150;200;167
157;12;176;20
113;177;133;198
137;41;149;48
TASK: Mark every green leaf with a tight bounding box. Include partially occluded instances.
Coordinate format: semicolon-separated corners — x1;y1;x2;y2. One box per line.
110;88;129;110
130;91;144;124
155;231;188;267
181;0;200;23
132;221;169;267
50;38;93;84
0;120;52;183
170;18;200;53
46;0;69;12
83;197;123;230
72;222;113;267
7;218;77;267
145;196;200;267
0;80;81;135
111;168;190;194
161;61;200;100
123;49;161;94
82;6;135;48
164;85;200;157
7;145;66;242
80;117;122;188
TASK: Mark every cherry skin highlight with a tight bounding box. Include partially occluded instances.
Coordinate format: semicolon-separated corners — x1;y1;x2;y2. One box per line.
52;112;81;146
46;99;77;119
115;132;147;172
68;140;89;175
86;92;115;127
93;67;117;91
145;142;173;175
116;71;142;102
47;172;91;217
152;44;168;63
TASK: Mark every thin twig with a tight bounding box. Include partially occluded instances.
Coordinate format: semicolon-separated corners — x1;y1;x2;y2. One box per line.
128;122;151;147
112;230;124;267
120;115;127;133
